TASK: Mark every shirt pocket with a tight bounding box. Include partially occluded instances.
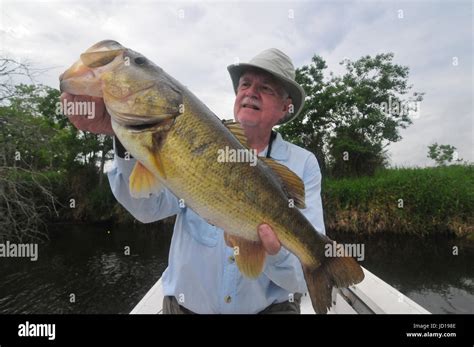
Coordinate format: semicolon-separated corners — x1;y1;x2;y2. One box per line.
183;208;219;247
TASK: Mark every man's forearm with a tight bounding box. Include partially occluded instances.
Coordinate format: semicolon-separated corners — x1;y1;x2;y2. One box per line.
107;140;181;223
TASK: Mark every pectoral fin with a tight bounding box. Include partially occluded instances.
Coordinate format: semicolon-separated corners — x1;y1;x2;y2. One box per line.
129;161;163;198
224;232;266;278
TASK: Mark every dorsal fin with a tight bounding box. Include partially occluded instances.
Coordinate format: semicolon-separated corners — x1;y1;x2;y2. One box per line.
222;120;249;148
222;120;305;208
261;158;306;209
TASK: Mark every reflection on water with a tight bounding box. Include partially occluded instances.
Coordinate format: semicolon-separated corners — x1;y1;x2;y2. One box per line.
328;231;474;314
0;224;172;314
0;224;472;314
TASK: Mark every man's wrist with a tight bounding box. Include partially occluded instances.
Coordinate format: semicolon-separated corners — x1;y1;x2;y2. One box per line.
265;247;289;266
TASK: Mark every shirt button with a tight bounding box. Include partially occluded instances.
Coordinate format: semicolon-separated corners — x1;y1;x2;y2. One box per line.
224;295;232;304
228;255;235;264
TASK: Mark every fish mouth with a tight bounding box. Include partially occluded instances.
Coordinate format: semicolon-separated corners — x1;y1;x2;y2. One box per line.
59;40;125;96
60;43;125;82
59;59;103;96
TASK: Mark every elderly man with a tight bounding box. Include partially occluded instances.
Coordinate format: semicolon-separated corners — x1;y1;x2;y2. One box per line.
62;48;325;314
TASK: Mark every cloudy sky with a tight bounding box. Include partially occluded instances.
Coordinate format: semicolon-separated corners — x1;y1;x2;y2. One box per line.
1;0;472;167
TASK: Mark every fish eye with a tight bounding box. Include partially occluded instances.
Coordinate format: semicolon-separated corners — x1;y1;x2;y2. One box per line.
134;57;147;65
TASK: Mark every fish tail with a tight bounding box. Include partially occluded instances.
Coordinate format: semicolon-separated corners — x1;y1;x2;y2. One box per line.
303;256;364;314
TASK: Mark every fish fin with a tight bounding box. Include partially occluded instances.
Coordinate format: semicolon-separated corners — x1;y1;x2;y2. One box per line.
303;256;365;314
152;149;167;179
222;120;306;208
222;120;250;149
224;232;266;278
129;161;163;198
261;158;306;209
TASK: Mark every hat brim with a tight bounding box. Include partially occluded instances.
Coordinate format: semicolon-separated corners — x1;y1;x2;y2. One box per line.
227;63;305;125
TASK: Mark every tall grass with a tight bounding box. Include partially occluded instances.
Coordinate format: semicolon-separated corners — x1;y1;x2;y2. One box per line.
322;165;474;237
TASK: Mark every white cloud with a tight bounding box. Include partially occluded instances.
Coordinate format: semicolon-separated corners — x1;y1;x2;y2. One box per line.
1;0;472;166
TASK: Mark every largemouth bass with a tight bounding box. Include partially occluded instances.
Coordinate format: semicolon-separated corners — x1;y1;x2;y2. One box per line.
60;40;364;313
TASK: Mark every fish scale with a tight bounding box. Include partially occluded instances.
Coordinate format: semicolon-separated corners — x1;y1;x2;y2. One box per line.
59;40;364;313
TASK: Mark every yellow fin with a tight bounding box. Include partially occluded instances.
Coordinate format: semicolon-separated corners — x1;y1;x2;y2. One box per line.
153;151;166;179
224;232;267;278
261;158;306;209
222;120;249;149
129;161;163;198
222;121;306;208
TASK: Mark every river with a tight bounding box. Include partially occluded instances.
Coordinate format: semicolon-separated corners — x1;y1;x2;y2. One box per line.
0;224;472;314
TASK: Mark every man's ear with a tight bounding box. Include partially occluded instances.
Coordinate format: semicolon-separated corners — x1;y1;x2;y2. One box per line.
282;97;293;114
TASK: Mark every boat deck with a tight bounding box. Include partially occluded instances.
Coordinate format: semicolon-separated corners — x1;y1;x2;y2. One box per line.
130;267;430;314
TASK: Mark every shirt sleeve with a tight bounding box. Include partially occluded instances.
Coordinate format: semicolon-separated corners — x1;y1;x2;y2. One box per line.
263;153;326;294
107;155;181;223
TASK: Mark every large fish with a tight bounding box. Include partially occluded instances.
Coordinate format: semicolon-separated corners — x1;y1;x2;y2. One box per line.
60;40;364;313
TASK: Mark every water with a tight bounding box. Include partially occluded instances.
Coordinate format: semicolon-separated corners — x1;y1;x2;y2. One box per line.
0;225;472;314
0;224;172;314
328;231;474;314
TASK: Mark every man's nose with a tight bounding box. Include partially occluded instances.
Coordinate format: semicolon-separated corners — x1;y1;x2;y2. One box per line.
244;84;259;98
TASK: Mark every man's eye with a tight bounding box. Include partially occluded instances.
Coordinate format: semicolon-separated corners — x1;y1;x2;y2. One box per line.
262;86;274;94
239;82;249;88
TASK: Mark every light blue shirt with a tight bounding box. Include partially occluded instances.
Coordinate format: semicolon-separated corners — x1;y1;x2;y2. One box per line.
107;132;326;313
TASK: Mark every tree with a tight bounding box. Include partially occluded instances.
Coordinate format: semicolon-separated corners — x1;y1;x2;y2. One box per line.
0;57;46;103
0;59;58;241
1;84;61;169
427;143;462;166
279;53;423;177
0;167;57;242
0;83;113;174
279;56;329;175
0;57;116;238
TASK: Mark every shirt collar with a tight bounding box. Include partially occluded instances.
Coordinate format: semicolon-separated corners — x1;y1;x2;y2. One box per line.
258;132;289;161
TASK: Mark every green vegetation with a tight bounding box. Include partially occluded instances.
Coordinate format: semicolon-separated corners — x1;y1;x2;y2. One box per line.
279;53;424;178
0;69;115;241
0;56;471;242
427;143;463;166
322;165;474;238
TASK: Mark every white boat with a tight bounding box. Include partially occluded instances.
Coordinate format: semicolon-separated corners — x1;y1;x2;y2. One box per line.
130;267;430;314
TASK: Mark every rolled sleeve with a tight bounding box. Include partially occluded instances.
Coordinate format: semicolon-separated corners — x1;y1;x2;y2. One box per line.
107;155;181;223
263;247;308;294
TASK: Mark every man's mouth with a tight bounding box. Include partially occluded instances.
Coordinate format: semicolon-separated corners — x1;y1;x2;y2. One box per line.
242;103;260;111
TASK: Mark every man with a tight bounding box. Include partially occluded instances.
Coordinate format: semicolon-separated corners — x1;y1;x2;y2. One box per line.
62;48;325;314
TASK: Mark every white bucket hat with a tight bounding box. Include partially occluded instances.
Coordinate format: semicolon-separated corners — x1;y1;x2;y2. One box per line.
227;48;306;125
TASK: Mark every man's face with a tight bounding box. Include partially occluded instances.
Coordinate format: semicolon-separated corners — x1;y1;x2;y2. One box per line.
233;70;291;129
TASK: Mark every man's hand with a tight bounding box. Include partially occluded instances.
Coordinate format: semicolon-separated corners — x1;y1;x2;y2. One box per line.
61;92;114;135
258;224;281;255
